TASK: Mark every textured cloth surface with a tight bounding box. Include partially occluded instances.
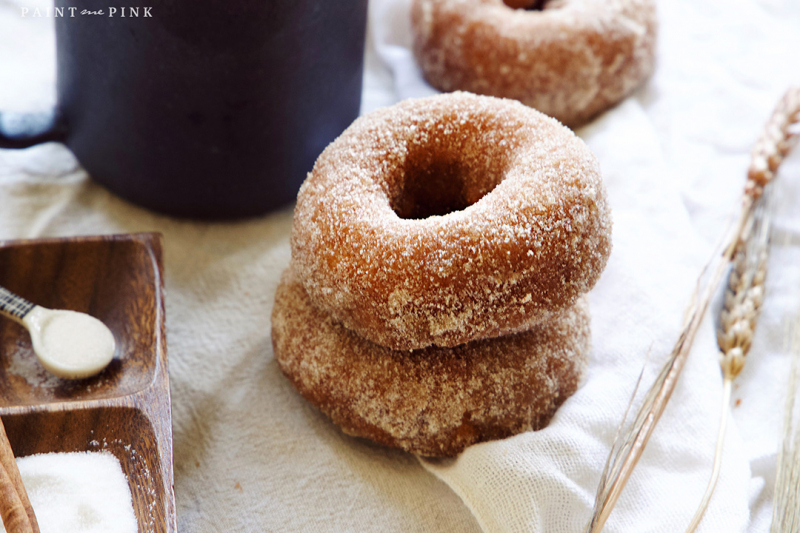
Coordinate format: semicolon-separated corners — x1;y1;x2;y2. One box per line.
1;0;800;532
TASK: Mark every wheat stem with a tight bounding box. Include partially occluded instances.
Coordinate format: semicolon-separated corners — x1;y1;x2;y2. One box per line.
586;254;729;533
771;317;800;532
685;377;733;533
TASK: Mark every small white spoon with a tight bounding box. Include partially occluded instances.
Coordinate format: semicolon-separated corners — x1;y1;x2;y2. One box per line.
0;285;116;380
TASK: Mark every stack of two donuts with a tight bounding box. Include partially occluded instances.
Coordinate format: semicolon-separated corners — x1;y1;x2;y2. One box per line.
272;92;612;457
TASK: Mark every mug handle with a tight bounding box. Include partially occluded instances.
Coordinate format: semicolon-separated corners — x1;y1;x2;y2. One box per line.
0;108;67;148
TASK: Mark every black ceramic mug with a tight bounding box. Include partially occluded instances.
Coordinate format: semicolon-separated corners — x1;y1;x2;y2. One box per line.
0;0;368;219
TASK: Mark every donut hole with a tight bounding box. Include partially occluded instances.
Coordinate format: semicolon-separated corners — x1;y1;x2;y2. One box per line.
503;0;566;10
392;160;476;219
391;139;510;220
502;0;548;10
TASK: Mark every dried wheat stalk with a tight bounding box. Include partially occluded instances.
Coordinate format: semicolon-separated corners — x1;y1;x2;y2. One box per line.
586;86;800;533
585;246;730;533
684;189;771;533
745;89;800;201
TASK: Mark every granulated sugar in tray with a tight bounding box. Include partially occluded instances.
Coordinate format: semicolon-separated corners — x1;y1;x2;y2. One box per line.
2;451;137;533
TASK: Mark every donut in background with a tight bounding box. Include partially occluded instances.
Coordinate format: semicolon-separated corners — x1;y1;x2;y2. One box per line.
411;0;657;127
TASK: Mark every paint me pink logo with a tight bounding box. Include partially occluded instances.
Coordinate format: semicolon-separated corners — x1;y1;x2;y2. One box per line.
20;6;153;17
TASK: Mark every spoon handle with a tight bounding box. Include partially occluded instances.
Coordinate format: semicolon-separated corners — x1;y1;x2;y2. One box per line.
0;286;35;321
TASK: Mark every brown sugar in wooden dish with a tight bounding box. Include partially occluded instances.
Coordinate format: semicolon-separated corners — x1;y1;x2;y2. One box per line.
272;268;590;458
291;92;611;351
411;0;657;127
0;233;176;533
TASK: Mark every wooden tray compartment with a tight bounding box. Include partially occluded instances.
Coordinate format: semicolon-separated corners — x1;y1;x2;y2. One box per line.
0;233;176;533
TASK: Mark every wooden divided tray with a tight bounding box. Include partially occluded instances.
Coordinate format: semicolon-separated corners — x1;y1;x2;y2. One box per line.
0;233;176;533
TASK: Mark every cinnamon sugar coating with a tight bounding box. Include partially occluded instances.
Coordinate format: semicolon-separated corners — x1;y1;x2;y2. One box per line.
291;93;611;350
411;0;657;127
272;268;591;457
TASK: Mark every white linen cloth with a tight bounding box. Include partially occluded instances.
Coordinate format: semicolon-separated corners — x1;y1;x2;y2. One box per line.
1;0;800;532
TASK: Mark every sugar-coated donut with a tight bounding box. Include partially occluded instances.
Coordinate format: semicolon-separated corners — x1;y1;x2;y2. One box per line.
291;92;611;351
411;0;657;127
271;268;590;457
